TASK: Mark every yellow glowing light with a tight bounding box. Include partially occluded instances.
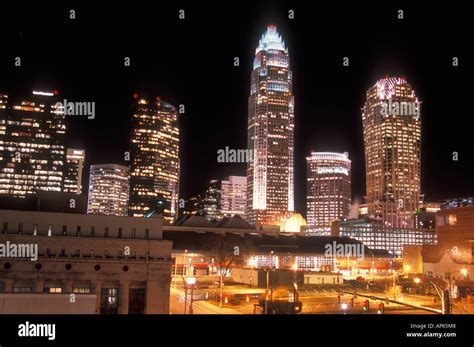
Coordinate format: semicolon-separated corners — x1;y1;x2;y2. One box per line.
461;269;468;276
404;265;411;272
248;257;256;268
282;213;306;233
414;278;421;284
292;263;298;271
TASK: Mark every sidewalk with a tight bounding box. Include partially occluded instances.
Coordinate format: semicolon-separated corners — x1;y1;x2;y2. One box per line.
170;287;242;314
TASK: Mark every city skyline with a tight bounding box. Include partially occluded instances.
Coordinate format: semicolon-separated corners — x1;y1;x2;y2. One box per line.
0;2;471;219
1;1;474;331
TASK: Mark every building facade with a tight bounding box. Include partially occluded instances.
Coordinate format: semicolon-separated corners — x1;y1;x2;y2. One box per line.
129;97;179;223
362;77;421;228
203;176;247;222
246;25;295;227
64;148;85;194
221;176;246;218
306;152;351;227
0;90;66;197
435;205;474;264
414;202;440;229
87;164;129;216
0;209;172;314
330;218;436;256
180;194;204;218
403;205;474;300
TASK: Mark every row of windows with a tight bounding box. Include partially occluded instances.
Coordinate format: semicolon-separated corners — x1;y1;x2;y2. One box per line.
2;222;150;239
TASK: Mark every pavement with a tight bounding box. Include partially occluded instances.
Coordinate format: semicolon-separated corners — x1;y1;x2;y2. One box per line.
168;280;446;315
169;287;242;314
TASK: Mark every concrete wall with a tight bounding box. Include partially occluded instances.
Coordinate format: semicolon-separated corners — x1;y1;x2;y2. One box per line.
436;207;474;264
0;210;172;314
232;268;303;288
232;268;259;286
0;294;96;314
0;209;163;239
304;272;342;285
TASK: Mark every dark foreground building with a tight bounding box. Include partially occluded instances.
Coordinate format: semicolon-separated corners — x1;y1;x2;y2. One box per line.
0;210;172;314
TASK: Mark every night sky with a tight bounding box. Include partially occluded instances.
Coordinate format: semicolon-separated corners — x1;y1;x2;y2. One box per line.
1;1;472;217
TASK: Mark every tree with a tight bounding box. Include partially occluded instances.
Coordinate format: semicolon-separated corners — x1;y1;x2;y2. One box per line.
202;233;249;306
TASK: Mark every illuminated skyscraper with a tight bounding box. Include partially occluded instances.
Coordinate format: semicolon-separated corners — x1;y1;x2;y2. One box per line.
129;97;179;223
362;77;422;228
64;148;85;194
203;176;247;221
246;25;295;226
221;176;247;218
0;90;66;197
87;164;129;216
306;152;351;227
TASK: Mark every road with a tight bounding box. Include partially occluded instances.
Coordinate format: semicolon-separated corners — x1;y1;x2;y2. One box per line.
168;283;442;315
169;287;241;314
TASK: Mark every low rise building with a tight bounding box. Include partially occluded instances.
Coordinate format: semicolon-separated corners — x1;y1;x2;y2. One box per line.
0;209;172;314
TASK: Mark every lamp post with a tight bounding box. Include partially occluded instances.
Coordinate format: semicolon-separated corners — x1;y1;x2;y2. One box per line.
186;276;196;315
183;249;188;277
248;256;256;288
267;251;274;290
181;276;187;314
414;277;449;314
292;263;298;314
292;262;298;280
173;255;178;288
391;260;398;301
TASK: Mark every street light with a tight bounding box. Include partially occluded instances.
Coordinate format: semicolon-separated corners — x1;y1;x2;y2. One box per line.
414;277;449;314
291;280;298;314
183;249;188;277
341;302;348;314
291;262;298;313
186;276;196;315
267;251;274;290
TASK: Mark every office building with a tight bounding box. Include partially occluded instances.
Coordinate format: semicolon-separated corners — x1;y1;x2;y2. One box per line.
64;148;85;194
87;164;129;216
0;90;66;197
246;25;295;227
306;152;351;227
129;97;179;223
362;77;421;228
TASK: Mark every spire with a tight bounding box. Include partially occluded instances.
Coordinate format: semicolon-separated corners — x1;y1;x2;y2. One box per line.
256;25;287;55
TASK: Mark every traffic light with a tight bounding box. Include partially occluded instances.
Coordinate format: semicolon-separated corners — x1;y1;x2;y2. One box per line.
378;303;384;314
350;298;355;307
338;295;341;303
363;300;369;311
295;291;299;302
